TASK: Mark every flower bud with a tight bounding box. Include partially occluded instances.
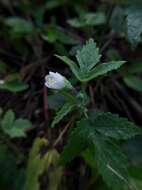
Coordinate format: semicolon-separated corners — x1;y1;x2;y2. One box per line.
45;71;72;90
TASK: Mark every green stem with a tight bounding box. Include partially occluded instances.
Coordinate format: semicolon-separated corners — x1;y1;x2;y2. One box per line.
61;90;76;103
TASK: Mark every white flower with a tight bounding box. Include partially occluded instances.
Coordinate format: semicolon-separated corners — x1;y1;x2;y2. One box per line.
0;80;4;85
45;71;72;90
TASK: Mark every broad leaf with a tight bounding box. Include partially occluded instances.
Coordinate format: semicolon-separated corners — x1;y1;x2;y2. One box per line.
51;102;75;128
94;112;141;140
94;133;133;190
60;120;92;164
60;118;133;190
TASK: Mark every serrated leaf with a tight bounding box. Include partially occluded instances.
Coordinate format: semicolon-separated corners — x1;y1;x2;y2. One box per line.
94;133;133;190
126;2;142;46
82;61;125;82
123;75;142;92
56;40;125;82
60;118;134;190
76;39;101;72
94;112;141;140
51;102;75;128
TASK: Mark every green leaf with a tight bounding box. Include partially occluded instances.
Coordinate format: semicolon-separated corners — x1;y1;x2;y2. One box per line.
51;102;75;128
5;17;35;37
56;40;125;82
8;119;31;138
55;55;81;80
67;12;106;28
123;75;142;92
126;1;142;46
42;26;79;45
94;133;133;190
76;38;101;72
82;61;125;82
60;118;134;190
125;62;142;74
0;80;28;92
0;144;25;190
60;120;91;164
2;110;15;130
25;138;63;190
94;112;141;140
1;110;32;138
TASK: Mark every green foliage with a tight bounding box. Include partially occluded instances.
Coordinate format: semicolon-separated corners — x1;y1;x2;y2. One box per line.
123;75;142;92
57;39;125;82
5;17;35;38
0;80;28;92
1;1;142;190
94;133;132;190
93;112;141;140
1;110;32;138
0;144;25;190
126;1;142;46
0;73;28;92
60;112;141;190
24;138;63;190
51;102;75;127
67;12;106;28
76;39;101;72
42;25;79;45
122;62;142;92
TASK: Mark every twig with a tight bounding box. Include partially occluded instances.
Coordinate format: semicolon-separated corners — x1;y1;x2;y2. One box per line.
53;116;75;147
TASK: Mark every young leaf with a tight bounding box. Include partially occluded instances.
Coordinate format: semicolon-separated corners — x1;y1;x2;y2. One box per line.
51;102;75;128
76;38;101;72
94;112;141;140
